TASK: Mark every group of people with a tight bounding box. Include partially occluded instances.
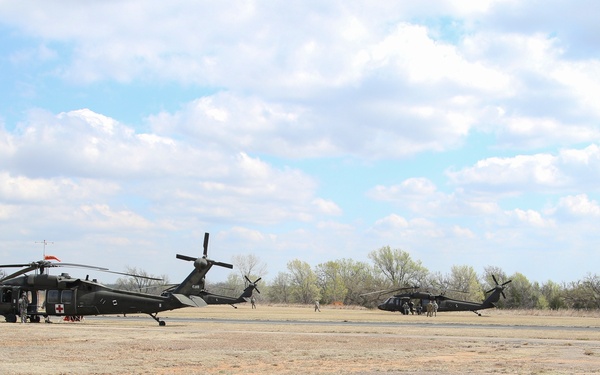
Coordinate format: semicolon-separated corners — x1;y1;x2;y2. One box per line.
401;299;438;317
425;300;438;317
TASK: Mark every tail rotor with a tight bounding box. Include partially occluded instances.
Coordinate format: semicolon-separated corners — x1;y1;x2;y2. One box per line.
486;275;512;299
245;275;262;294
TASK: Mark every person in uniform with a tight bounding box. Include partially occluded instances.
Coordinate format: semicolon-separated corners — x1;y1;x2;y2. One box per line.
251;296;257;309
402;301;409;315
432;300;438;317
18;292;29;323
314;300;321;312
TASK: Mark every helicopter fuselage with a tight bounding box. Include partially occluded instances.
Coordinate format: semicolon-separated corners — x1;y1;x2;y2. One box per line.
0;273;189;323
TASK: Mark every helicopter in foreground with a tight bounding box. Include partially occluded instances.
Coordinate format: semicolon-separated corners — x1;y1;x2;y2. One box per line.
375;275;512;316
0;233;256;325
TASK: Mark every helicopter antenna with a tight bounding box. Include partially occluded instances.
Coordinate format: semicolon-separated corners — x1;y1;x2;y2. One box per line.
35;240;54;259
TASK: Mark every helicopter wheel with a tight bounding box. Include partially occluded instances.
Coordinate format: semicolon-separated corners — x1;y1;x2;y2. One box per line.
5;314;17;323
149;312;166;326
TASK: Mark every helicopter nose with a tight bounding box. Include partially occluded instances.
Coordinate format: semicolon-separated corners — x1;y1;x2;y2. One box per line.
377;303;385;310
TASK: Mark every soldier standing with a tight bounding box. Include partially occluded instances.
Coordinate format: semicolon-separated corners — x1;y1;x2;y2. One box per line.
402;301;409;315
432;300;438;317
314;300;321;312
18;292;29;323
251;296;256;309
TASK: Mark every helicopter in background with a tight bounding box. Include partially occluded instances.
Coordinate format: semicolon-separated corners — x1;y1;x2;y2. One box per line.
373;275;512;316
196;276;261;308
0;232;258;325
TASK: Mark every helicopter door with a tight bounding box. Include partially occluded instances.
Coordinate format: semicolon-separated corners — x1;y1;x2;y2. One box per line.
45;289;76;316
0;287;17;320
36;290;45;314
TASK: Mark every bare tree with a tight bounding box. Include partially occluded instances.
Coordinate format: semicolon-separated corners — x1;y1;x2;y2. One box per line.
114;266;169;295
231;254;268;282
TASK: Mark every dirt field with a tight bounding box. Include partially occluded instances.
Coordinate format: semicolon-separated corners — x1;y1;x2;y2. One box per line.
2;305;600;374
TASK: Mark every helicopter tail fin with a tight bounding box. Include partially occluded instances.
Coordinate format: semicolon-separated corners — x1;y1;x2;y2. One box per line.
238;276;261;302
482;275;512;308
171;232;233;296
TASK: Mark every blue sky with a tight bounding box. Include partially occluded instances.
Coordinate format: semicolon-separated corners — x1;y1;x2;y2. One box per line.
1;1;600;285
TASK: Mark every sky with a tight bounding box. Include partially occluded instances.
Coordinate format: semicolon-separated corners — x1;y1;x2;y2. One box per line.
1;1;600;286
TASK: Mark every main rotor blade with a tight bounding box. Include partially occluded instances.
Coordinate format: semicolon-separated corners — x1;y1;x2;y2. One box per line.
212;261;233;269
203;232;209;257
103;270;163;281
0;266;37;282
56;263;110;271
0;263;32;268
176;254;196;262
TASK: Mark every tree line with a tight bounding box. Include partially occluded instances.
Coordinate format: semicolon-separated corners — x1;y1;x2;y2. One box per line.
110;246;600;310
217;246;600;310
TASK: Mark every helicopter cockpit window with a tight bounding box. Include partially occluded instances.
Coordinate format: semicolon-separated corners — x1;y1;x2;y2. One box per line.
47;290;60;304
62;290;73;304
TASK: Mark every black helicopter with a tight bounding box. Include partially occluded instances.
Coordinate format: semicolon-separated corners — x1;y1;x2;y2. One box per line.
0;233;258;325
375;275;512;316
197;276;261;308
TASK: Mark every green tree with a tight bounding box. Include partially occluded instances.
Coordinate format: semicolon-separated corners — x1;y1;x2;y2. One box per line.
540;280;565;310
368;246;428;288
287;259;320;304
504;272;541;309
268;272;291;304
565;274;600;309
315;261;348;304
447;265;484;302
337;259;381;306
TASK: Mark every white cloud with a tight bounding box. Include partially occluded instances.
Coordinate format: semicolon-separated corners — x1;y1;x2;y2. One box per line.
447;153;563;193
552;194;600;219
447;145;600;195
79;204;153;230
506;208;553;228
2;1;600;283
368;177;501;218
452;225;475;239
0;172;119;203
312;198;342;216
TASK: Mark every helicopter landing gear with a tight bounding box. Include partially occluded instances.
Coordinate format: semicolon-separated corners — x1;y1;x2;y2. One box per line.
149;313;166;326
472;311;482;316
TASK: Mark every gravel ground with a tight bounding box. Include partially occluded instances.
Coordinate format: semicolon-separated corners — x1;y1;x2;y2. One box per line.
2;305;600;374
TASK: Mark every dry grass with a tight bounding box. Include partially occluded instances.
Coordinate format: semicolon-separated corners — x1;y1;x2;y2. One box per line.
2;305;600;374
